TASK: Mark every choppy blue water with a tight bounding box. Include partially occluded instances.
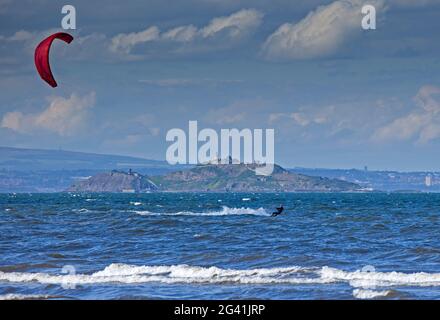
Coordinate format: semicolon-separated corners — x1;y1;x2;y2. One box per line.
1;192;440;300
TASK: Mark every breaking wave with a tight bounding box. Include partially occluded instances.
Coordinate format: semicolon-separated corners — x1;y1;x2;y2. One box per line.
320;266;440;287
0;294;54;300
0;264;318;286
134;206;269;216
1;263;440;299
352;289;392;299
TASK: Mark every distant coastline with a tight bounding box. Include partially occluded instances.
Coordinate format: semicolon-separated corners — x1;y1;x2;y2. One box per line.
1;146;439;193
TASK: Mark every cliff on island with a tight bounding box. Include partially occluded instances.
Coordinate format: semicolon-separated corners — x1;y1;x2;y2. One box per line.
67;170;158;193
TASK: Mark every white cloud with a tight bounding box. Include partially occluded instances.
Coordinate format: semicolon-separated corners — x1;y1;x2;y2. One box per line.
372;85;440;144
262;0;385;60
268;113;284;124
205;107;246;125
267;99;412;145
1;92;96;136
6;30;33;41
415;85;440;113
200;8;263;39
110;26;160;54
149;127;160;136
1;9;262;61
372;113;430;142
162;25;198;42
269;107;332;127
1;111;22;132
204;98;270;126
110;9;263;56
291;112;311;126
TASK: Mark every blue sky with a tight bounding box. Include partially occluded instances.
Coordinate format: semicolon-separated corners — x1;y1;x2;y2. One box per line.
1;0;440;171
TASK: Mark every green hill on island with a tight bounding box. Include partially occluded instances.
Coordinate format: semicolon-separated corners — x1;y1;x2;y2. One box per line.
68;163;361;193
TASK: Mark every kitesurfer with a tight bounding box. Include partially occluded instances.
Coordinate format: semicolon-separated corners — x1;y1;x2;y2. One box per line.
271;205;284;217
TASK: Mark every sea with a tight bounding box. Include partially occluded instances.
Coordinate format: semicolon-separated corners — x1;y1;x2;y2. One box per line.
0;192;440;300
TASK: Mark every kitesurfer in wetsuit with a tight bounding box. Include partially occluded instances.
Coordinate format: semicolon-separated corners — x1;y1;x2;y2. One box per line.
271;205;284;217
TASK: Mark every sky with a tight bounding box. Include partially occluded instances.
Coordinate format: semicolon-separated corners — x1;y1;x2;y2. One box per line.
1;0;440;171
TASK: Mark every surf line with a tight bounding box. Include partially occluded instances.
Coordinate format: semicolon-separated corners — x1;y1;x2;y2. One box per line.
174;304;209;318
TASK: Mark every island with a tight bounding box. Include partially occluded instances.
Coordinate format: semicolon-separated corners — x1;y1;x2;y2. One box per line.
67;162;361;193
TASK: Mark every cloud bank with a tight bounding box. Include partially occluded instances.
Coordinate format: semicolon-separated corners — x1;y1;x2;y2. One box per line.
110;8;263;57
1;92;96;136
261;0;385;60
373;86;440;144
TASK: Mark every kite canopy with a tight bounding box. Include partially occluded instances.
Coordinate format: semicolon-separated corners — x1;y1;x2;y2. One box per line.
34;32;74;88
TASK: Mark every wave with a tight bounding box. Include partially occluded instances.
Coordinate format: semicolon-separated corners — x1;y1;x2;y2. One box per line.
134;206;269;216
0;264;319;287
0;294;54;300
320;266;440;287
130;202;142;206
352;289;392;299
72;208;92;213
1;264;439;298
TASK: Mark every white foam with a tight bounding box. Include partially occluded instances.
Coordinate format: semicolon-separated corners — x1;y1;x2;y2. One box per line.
0;264;321;286
352;289;391;299
134;206;269;216
1;264;438;298
320;266;440;287
0;294;53;300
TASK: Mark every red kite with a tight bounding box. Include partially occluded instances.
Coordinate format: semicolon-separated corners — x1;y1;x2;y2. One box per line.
34;32;74;88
